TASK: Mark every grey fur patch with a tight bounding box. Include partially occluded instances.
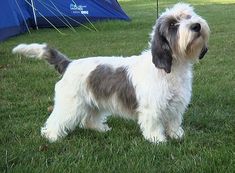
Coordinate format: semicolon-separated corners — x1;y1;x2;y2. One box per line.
43;47;71;74
88;65;138;112
151;16;179;73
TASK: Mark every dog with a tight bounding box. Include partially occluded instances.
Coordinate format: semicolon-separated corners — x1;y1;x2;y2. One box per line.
12;3;210;143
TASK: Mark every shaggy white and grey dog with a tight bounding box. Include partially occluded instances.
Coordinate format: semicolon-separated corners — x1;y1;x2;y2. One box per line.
12;3;210;143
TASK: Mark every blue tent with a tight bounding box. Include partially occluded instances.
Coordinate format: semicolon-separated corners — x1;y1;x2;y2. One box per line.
0;0;130;41
0;0;31;41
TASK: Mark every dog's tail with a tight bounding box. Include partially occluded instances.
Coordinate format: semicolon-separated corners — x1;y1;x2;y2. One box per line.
12;43;71;74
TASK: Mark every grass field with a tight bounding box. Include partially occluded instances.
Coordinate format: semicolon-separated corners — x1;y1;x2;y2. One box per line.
0;0;235;172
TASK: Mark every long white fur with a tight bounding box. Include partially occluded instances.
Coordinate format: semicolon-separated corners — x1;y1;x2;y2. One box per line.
12;43;47;58
12;3;209;143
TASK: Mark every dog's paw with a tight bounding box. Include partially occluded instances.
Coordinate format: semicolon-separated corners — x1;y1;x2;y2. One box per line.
168;127;184;140
90;123;112;132
80;119;111;132
99;123;112;132
143;132;167;144
147;135;167;144
41;127;60;142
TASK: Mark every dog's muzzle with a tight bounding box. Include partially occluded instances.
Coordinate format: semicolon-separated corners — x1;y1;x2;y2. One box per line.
199;46;208;59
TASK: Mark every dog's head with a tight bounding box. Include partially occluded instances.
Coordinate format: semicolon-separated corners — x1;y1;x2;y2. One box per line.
151;3;210;73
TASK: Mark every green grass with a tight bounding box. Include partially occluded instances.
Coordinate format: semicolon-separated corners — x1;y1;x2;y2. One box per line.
0;0;234;172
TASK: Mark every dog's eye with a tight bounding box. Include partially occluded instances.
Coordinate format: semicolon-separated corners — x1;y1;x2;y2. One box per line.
169;22;178;29
169;22;175;28
170;23;175;27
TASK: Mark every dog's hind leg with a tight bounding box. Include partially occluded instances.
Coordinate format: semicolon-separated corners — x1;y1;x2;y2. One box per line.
80;109;111;132
41;81;82;142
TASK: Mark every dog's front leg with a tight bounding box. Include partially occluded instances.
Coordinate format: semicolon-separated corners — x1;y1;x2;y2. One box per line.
138;109;166;144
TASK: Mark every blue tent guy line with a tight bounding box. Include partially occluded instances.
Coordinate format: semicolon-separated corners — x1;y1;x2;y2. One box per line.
0;0;130;41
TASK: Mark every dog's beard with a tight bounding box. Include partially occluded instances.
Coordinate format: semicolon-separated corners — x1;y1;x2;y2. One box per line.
187;34;208;59
177;28;207;60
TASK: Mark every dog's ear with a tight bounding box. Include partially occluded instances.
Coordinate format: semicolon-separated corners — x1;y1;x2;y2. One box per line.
151;25;173;73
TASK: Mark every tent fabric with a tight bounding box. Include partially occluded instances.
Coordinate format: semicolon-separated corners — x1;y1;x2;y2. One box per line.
0;0;31;41
0;0;130;41
32;0;130;28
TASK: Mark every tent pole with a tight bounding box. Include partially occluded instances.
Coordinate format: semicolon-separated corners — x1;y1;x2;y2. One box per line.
30;0;38;29
157;0;159;19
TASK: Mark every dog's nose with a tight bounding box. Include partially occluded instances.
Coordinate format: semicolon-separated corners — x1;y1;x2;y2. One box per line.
190;23;201;32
